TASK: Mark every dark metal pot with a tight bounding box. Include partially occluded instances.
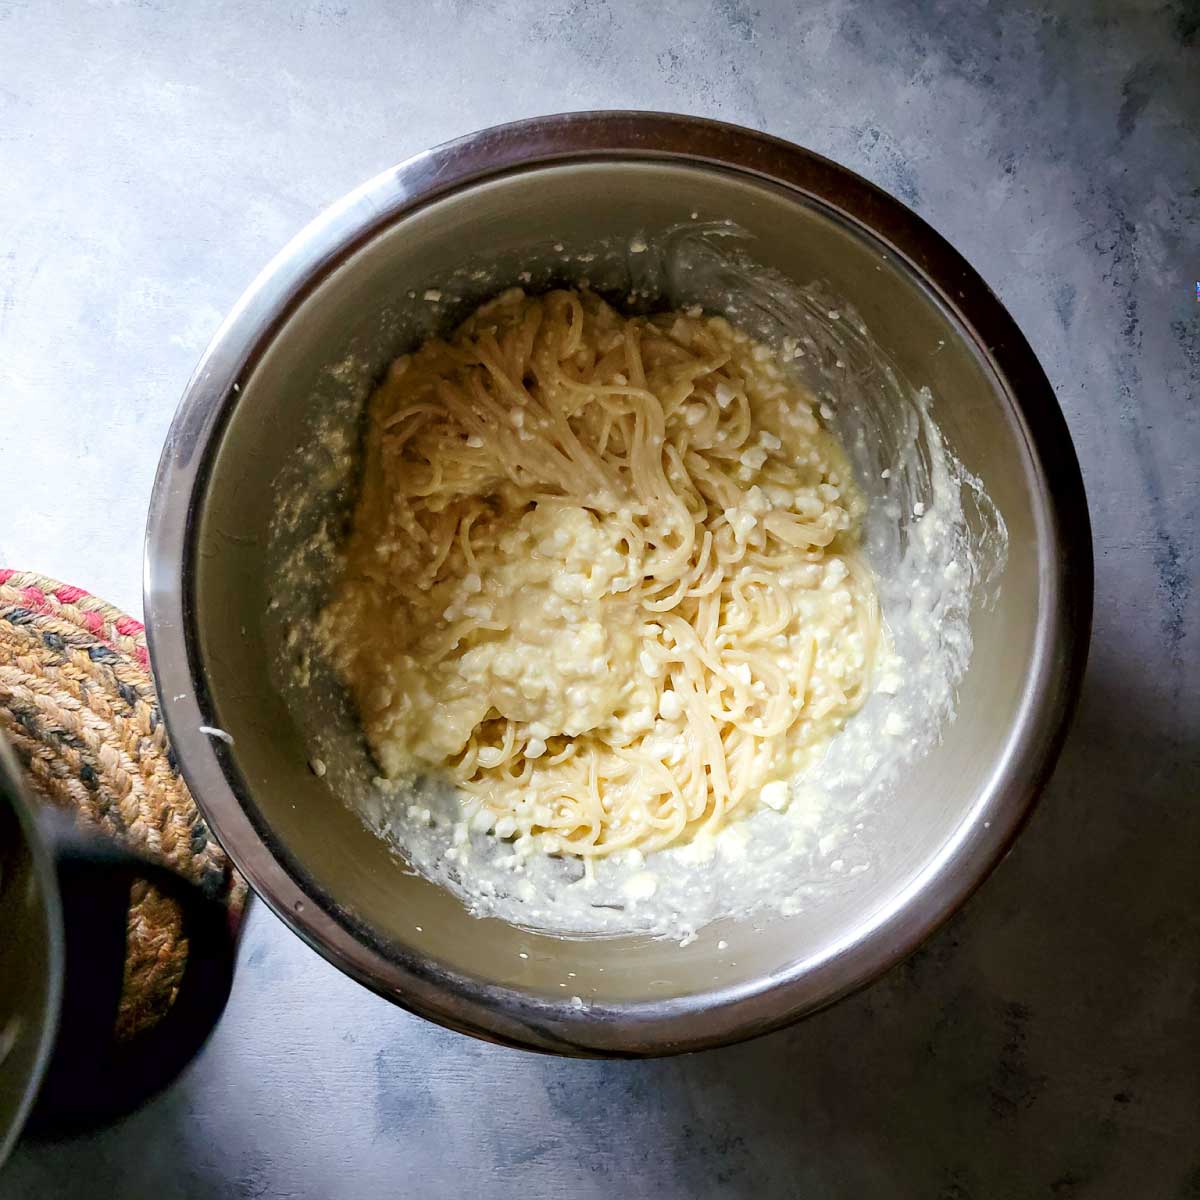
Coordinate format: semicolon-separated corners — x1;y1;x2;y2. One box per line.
144;112;1091;1057
0;736;235;1163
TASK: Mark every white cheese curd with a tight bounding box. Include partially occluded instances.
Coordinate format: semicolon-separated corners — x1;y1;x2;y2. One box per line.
759;780;790;811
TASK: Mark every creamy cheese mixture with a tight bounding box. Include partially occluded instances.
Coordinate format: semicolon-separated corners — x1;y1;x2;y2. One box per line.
317;289;884;861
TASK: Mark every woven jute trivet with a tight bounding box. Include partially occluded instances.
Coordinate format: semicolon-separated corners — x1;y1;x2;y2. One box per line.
0;569;246;1040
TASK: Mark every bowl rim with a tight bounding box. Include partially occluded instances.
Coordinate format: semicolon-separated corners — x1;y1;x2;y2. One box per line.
144;110;1093;1057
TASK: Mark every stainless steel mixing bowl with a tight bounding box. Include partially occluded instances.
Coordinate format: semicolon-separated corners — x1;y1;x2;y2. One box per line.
144;112;1091;1056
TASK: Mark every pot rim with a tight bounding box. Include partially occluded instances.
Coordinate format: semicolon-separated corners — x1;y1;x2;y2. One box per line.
143;110;1092;1057
0;737;65;1162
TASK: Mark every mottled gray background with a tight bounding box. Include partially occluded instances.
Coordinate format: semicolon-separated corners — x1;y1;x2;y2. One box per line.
2;0;1198;1197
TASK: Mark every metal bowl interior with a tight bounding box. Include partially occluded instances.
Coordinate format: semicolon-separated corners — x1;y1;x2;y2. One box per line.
145;115;1090;1055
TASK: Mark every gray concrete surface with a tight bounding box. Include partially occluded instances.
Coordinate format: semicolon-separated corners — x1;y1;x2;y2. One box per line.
2;1;1198;1196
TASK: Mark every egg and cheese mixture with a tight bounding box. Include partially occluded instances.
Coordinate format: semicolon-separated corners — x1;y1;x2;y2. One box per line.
318;287;882;860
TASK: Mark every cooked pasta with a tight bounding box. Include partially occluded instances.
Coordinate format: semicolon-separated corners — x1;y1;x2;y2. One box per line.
319;287;882;858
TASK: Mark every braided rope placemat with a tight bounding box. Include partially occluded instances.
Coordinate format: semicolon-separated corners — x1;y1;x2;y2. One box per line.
0;569;246;1040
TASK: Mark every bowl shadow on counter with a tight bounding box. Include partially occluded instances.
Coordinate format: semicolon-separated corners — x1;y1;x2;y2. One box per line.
613;641;1199;1195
